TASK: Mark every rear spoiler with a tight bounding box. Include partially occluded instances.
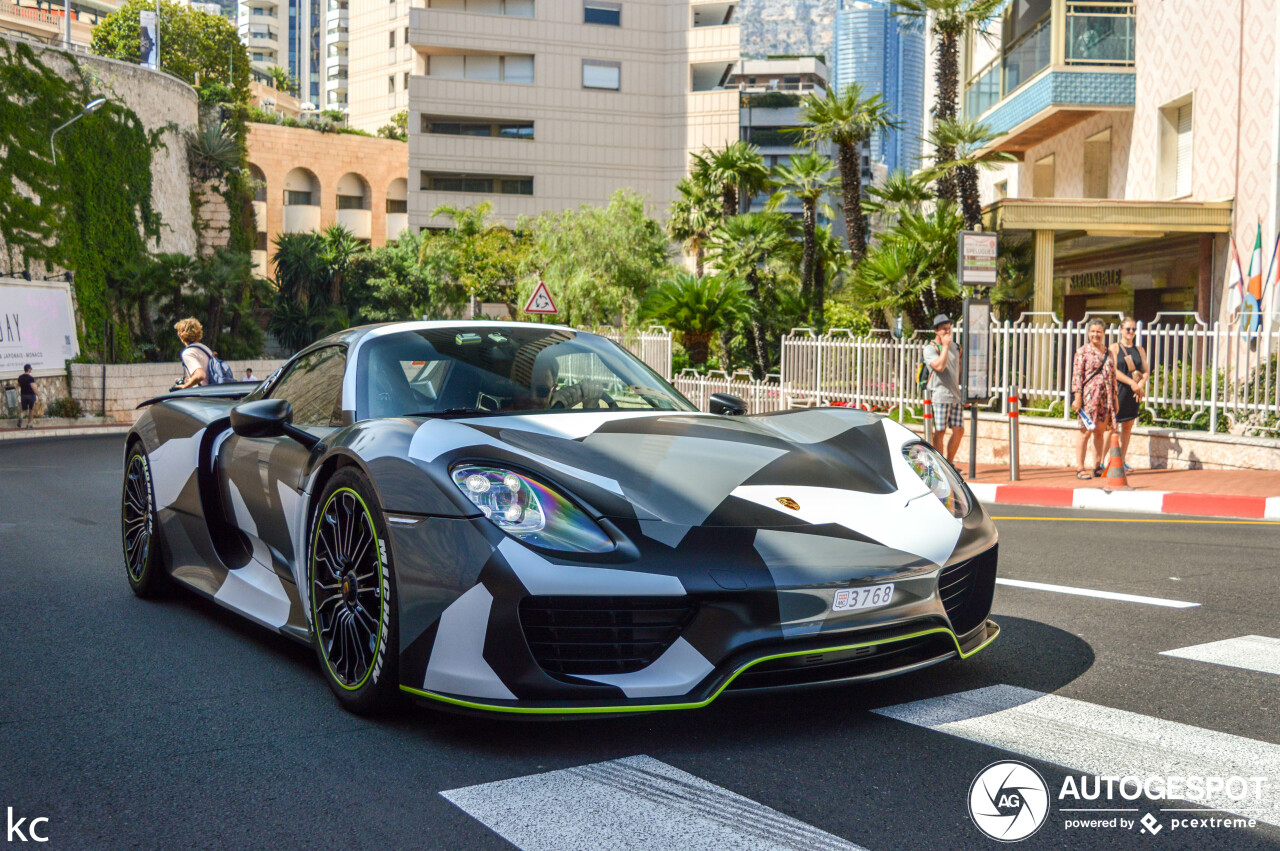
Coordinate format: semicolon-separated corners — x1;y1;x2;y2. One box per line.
136;381;260;409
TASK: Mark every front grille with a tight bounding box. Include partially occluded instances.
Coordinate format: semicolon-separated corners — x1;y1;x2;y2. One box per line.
727;633;954;691
938;544;998;635
519;596;697;679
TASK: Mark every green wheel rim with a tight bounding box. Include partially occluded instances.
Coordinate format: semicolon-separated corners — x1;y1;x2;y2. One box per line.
310;487;386;691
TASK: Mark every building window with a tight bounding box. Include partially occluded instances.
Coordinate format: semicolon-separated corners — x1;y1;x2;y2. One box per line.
582;59;620;90
404;25;409;42
421;114;534;139
386;199;408;213
426;54;533;83
428;0;533;16
336;194;365;210
404;71;411;89
583;1;620;25
388;75;395;93
1158;96;1193;198
1032;154;1055;198
1083;128;1111;198
420;171;534;195
995;180;1008;200
285;190;313;206
389;30;396;47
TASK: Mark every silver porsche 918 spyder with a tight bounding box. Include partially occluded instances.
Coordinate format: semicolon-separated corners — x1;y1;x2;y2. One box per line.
121;321;998;715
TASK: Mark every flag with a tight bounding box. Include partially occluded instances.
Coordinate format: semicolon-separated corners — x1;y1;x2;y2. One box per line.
1244;224;1264;332
1225;236;1245;325
1264;231;1280;329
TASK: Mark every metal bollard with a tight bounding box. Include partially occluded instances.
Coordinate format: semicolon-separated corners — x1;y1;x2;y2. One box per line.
1008;386;1020;481
922;388;933;445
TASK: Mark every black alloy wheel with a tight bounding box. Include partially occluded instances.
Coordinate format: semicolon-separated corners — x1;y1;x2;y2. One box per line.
309;469;399;713
122;446;168;597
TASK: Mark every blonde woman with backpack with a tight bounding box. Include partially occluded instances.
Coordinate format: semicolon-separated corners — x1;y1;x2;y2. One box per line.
171;318;234;390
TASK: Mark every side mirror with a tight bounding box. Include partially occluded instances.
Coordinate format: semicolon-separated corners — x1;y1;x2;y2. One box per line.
231;398;291;438
709;392;747;416
230;399;321;449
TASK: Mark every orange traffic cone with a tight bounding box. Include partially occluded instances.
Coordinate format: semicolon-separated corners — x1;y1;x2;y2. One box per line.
1102;430;1131;491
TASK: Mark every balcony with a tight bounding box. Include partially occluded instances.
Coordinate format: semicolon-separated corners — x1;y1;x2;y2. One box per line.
252;200;266;227
282;204;321;233
335;208;371;239
386;213;409;240
251;250;269;278
964;1;1134;157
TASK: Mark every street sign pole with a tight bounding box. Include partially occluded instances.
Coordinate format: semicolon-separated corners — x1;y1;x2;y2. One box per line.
957;230;997;481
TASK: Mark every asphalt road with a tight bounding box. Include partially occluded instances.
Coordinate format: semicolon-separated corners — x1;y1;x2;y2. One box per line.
1;435;1279;850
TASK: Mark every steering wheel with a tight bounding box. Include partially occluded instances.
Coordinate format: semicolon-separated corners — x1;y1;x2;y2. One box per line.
599;390;619;409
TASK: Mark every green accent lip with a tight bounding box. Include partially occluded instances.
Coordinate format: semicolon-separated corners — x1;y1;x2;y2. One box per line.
400;620;1000;716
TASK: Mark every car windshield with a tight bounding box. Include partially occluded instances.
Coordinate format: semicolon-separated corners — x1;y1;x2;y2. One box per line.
356;326;697;420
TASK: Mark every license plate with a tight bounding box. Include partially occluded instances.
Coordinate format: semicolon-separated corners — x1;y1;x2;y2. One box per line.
832;583;895;612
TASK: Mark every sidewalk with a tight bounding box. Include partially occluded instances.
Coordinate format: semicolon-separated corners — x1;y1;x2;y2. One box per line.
964;464;1280;519
0;422;131;442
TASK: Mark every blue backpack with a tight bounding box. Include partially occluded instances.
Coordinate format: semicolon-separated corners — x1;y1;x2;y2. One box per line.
184;343;235;385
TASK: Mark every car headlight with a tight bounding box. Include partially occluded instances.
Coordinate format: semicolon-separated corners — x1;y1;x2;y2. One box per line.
902;443;971;519
450;464;614;553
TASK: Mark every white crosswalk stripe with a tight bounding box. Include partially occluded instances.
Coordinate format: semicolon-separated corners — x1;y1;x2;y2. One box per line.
1161;635;1280;677
995;577;1200;608
872;685;1280;826
441;754;866;851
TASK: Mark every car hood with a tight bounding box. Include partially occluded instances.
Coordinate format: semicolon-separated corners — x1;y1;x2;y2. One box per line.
407;408;955;557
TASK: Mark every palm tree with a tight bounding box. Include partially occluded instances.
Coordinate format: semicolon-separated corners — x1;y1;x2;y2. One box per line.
891;0;1004;203
272;231;328;309
853;201;965;329
863;168;931;222
691;141;771;219
706;212;794;378
922;118;1014;229
768;151;839;319
265;65;298;96
430;201;494;237
812;223;851;331
667;177;720;277
319;223;365;307
641;272;749;367
798;84;899;264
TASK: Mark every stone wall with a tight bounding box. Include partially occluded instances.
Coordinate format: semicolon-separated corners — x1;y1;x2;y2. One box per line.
5;39;201;267
905;414;1280;473
194;181;232;255
69;361;286;423
0;374;69;419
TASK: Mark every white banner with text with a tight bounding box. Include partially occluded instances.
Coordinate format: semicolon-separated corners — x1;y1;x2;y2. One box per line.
0;279;79;379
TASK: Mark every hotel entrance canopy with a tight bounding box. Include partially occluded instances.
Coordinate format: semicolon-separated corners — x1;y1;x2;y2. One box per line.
982;198;1233;321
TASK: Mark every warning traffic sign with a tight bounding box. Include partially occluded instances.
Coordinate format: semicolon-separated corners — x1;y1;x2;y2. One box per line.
523;280;558;315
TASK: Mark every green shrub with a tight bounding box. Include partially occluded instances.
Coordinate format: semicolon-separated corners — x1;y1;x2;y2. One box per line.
46;397;83;418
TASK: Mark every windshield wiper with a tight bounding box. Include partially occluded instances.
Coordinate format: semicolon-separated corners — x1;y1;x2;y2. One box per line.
403;408;504;419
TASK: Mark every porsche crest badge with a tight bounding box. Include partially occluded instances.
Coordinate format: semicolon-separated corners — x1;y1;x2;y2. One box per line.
776;497;801;511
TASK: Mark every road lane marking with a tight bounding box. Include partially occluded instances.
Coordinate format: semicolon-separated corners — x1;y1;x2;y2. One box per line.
873;685;1280;826
1161;636;1280;677
441;755;865;851
990;516;1280;525
995;578;1200;608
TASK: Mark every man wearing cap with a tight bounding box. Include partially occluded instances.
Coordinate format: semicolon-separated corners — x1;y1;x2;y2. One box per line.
924;314;964;465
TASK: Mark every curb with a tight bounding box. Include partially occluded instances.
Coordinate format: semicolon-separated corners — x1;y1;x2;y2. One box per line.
0;425;131;442
968;482;1280;520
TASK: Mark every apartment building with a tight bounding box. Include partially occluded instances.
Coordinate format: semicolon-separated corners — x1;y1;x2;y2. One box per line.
238;0;347;109
403;0;741;229
831;0;925;174
728;57;848;238
345;0;416;131
958;0;1279;325
3;0;118;47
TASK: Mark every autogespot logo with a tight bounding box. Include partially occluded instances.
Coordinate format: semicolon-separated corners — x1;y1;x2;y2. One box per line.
968;761;1051;842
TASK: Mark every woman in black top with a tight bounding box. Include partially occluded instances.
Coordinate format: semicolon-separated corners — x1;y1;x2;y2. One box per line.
1110;317;1148;472
17;363;37;429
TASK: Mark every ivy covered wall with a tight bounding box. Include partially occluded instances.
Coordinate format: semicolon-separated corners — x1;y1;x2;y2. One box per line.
0;38;199;357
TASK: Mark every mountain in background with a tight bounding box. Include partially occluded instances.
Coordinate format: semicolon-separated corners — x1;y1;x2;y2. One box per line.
738;0;837;63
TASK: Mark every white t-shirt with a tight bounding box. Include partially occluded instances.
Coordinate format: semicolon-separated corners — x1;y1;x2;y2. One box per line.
181;344;212;386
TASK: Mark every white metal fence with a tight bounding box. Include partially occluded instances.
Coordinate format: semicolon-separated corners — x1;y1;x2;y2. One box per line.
599;316;1280;434
777;314;1280;435
586;326;674;381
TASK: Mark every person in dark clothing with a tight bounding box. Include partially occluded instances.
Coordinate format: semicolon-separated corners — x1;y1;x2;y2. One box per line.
1111;316;1148;472
17;364;37;429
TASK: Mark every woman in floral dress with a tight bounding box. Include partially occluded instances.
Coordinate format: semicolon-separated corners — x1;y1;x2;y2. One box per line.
1070;318;1117;479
